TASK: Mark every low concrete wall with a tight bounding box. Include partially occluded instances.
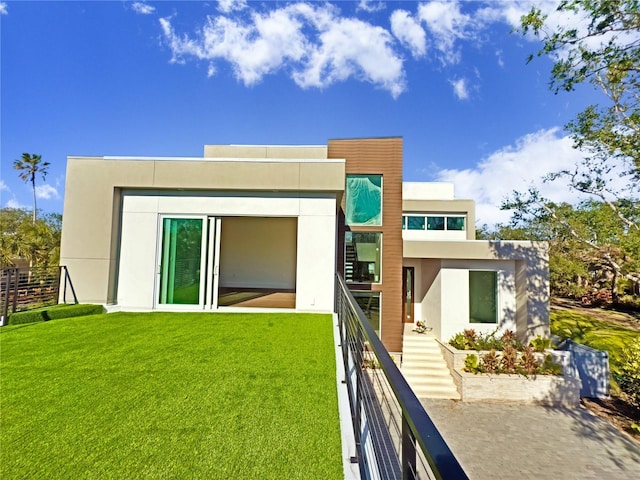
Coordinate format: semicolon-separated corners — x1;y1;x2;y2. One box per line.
438;340;581;407
451;370;581;407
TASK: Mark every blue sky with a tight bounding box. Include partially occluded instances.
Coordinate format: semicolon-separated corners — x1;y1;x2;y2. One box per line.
1;1;605;225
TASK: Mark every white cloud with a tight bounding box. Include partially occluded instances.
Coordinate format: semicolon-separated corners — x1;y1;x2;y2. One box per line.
357;1;385;13
131;2;155;15
390;9;426;58
6;199;27;210
161;3;406;97
480;0;636;59
35;184;59;200
435;128;589;226
293;15;405;97
449;77;469;100
156;1;617;98
217;0;247;14
417;0;475;65
0;3;7;15
0;179;8;191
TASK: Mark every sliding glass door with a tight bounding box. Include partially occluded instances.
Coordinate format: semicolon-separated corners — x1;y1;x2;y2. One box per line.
157;216;222;309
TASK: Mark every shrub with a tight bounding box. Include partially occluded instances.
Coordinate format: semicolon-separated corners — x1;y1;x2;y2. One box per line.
463;329;478;348
616;295;640;312
482;349;501;374
500;344;518;373
540;354;563;375
614;337;640;406
7;304;104;326
464;354;479;374
529;335;552;352
518;347;540;376
449;332;467;350
448;328;524;351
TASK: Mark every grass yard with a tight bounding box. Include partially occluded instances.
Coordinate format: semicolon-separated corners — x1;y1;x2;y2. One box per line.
551;309;640;374
0;312;343;479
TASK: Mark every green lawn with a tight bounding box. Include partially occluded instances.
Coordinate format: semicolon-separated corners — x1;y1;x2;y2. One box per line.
551;309;640;391
0;312;343;479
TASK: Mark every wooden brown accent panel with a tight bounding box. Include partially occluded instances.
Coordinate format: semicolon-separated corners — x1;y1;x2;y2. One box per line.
329;138;404;352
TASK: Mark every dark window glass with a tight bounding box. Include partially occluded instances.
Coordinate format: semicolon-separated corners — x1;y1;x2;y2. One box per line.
469;271;498;323
447;217;465;231
407;216;426;230
426;216;445;230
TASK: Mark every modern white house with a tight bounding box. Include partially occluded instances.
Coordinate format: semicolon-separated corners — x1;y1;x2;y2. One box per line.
59;137;549;353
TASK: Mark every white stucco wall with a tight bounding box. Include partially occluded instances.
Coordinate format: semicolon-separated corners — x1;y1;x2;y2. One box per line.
402;182;455;200
406;258;517;342
402;229;467;242
219;217;297;290
438;259;516;341
116;191;336;312
422;259;443;340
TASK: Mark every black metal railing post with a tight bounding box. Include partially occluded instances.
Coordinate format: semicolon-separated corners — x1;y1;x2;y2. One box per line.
2;268;15;320
11;268;19;313
54;266;63;306
402;416;417;480
62;266;79;304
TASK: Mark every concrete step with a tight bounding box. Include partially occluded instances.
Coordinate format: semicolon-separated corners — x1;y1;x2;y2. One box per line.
401;330;460;400
403;369;453;378
410;385;460;399
401;360;451;369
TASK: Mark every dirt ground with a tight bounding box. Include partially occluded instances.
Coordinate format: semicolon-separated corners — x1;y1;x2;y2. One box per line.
551;298;640;444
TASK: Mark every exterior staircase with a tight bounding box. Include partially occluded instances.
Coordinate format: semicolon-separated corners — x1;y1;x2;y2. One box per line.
401;324;460;400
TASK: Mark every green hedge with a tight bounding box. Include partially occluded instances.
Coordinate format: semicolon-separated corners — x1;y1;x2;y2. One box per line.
7;304;105;326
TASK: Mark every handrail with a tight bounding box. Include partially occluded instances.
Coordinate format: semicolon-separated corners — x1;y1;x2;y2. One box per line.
336;273;467;480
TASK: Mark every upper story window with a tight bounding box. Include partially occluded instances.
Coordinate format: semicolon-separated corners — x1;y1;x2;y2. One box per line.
402;214;466;231
346;175;382;226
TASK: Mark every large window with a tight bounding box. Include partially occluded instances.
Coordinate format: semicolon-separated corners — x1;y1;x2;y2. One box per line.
352;292;381;334
469;271;498;323
345;232;382;283
402;214;466;232
346;175;382;226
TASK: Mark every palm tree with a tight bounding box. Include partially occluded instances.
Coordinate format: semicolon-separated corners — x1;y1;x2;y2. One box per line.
13;153;50;224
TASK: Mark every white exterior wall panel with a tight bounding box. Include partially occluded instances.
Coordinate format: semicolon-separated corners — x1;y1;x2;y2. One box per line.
116;192;337;312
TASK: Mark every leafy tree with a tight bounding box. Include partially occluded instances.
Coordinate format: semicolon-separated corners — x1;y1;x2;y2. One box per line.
13;153;50;224
0;208;61;268
507;1;640;303
503;191;640;302
521;0;640;179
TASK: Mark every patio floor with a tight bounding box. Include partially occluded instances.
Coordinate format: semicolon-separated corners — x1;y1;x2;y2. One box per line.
218;289;296;308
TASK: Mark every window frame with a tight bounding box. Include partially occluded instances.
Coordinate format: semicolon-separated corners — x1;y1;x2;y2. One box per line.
402;213;467;232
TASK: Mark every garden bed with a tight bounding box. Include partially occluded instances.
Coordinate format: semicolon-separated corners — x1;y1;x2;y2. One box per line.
438;340;582;407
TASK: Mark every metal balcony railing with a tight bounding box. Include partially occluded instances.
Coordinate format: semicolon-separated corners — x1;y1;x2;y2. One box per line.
1;266;78;322
336;273;467;480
